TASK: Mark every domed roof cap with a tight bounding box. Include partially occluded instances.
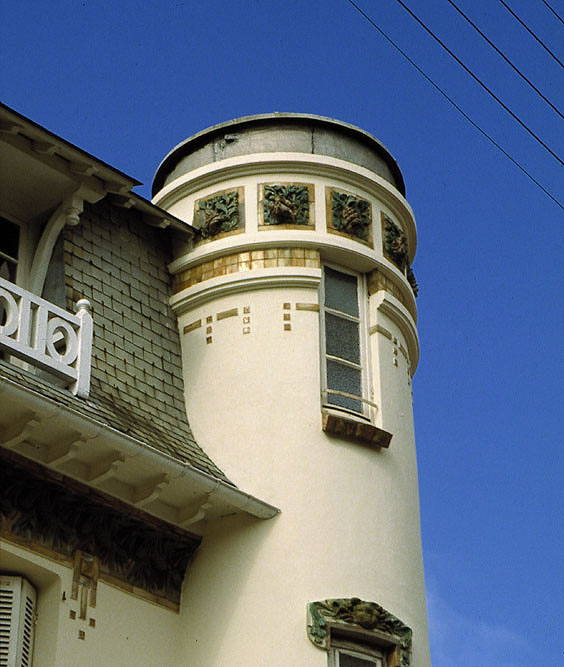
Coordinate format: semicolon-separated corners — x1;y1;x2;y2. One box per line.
152;113;405;197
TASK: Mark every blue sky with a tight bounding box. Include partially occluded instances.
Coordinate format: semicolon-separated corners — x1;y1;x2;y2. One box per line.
2;1;562;664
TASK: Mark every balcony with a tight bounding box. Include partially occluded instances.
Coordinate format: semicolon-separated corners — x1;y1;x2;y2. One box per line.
0;276;92;397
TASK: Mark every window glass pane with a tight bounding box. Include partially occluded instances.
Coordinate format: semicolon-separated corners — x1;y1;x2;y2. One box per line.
324;267;359;317
325;313;360;364
0;218;19;261
0;259;16;282
339;652;381;666
327;361;362;412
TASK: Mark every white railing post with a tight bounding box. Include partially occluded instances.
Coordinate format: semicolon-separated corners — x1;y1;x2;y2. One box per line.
73;299;93;399
0;277;93;398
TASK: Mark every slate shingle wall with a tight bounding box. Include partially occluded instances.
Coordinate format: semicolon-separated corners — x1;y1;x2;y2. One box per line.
62;199;230;482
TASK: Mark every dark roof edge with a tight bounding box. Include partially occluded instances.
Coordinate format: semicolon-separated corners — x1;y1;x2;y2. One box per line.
109;191;196;235
0;101;141;188
0;101;196;235
152;113;406;197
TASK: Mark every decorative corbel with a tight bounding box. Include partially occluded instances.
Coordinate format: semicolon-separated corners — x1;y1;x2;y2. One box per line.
1;414;40;449
28;193;85;295
177;496;214;528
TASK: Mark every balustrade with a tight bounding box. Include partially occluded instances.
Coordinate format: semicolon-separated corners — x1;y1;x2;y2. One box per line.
0;276;92;397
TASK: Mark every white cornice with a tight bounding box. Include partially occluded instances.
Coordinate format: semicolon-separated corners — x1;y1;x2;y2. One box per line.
170;267;322;314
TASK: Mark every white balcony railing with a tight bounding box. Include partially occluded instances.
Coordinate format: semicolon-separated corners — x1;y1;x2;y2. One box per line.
0;276;93;398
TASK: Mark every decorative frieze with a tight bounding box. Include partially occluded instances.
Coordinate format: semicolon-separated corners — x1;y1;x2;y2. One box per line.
194;188;243;239
261;184;313;227
307;598;412;666
172;248;320;293
327;189;372;243
0;452;200;607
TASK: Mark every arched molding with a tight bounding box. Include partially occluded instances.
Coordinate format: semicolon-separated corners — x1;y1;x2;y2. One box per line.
27;194;84;296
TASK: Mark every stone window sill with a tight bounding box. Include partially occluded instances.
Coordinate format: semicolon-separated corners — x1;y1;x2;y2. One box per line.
322;411;392;448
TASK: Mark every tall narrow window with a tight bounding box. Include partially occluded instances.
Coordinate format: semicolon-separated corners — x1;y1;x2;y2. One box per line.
0;218;19;283
321;266;365;415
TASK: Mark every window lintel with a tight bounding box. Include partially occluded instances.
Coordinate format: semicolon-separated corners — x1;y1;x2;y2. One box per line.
307;598;412;666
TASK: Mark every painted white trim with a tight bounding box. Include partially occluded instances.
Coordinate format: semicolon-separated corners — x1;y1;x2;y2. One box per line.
375;293;420;373
0;277;93;397
27;194;84;296
0;372;280;522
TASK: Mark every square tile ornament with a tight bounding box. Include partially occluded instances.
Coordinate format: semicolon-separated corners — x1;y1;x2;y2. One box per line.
259;183;314;228
327;188;372;245
194;188;244;240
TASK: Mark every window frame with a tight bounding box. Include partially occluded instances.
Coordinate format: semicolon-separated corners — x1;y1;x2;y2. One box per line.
319;263;373;421
329;639;387;666
307;598;411;667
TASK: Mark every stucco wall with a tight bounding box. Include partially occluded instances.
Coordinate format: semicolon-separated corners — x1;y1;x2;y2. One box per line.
1;541;180;667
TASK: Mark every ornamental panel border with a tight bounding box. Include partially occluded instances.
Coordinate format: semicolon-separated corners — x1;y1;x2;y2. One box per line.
307;597;412;667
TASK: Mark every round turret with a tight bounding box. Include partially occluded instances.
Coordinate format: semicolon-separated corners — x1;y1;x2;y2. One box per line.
153;114;429;667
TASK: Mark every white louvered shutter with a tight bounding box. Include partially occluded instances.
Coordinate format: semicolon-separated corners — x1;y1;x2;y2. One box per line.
0;576;36;667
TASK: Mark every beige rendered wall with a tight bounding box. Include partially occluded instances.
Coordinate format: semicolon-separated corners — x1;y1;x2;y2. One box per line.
0;541;181;667
173;284;429;666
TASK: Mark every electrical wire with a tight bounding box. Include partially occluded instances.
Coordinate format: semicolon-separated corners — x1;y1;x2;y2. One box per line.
393;0;564;168
542;0;564;29
446;0;564;121
499;0;564;70
345;0;564;211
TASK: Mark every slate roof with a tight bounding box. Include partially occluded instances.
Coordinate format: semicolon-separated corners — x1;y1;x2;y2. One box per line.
0;360;230;483
60;199;232;483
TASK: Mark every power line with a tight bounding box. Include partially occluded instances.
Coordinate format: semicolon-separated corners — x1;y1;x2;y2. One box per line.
345;0;564;211
542;0;564;29
393;0;564;168
446;0;564;121
499;0;564;70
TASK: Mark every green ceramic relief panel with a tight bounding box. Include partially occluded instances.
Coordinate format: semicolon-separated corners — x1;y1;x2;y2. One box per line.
263;184;310;225
330;190;371;241
383;215;408;271
196;190;240;239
